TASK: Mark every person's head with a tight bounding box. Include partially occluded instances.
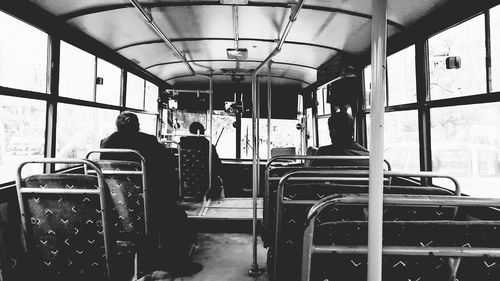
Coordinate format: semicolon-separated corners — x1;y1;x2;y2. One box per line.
328;111;354;143
116;111;140;133
189;122;205;135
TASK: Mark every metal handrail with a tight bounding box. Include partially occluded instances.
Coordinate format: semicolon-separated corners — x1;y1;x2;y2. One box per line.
86;149;150;236
301;194;500;281
129;0;196;76
249;0;306;274
16;158;114;279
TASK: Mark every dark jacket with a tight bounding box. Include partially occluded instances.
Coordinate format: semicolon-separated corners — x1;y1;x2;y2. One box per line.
310;139;369;166
100;131;179;206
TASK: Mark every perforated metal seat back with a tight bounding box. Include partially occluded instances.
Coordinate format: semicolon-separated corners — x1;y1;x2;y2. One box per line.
273;185;455;281
95;160;146;242
180;149;209;201
22;174;109;280
312;221;500;281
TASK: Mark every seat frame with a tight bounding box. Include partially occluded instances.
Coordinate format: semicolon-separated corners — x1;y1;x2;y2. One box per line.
15;158;115;280
301;194;500;281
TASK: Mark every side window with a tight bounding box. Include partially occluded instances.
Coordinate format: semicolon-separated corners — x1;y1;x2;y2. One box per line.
59;41;95;101
0;96;46;181
126;73;145;109
96;59;121;106
0;11;48;93
387;45;416;105
428;14;486;99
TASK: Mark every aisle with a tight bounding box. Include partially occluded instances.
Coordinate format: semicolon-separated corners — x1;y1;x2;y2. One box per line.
162;233;269;281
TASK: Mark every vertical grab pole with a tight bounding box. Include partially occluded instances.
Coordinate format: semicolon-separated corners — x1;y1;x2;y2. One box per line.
267;62;272;161
249;73;265;276
208;76;213;195
367;1;387;281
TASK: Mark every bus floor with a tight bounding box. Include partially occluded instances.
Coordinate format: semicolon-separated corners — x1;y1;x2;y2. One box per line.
144;197;268;281
155;233;269;281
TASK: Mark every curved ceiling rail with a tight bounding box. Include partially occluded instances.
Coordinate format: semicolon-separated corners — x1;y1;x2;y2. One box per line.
129;0;197;77
253;0;305;77
146;59;317;71
166;73;310;85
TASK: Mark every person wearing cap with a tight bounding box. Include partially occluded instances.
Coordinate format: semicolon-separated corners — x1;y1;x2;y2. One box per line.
179;121;224;199
309;111;369;166
100;111;202;276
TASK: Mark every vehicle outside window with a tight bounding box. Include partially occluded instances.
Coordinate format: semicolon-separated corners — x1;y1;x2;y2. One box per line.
431;103;500;197
385;142;500;198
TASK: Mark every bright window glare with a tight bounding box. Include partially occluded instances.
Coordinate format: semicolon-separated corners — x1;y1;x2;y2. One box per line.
96;59;121;105
491;5;500;92
0;96;46;181
145;81;158;112
59;41;95;101
317;117;330;146
212;112;236;158
428;15;486;99
137;113;157;135
387;45;416;105
56;104;118;160
366;111;419;171
431;103;500;198
126;73;145;109
0;11;47;93
363;66;372;109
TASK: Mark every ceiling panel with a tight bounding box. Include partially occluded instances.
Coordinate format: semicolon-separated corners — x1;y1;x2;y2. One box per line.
30;0;127;16
152;6;234;40
118;39;337;71
67;8;157;49
387;0;451;27
172;75;303;87
238;6;289;40
152;61;315;85
28;0;455;88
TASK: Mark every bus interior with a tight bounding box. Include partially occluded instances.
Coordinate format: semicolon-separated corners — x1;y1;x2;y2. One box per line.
1;0;500;280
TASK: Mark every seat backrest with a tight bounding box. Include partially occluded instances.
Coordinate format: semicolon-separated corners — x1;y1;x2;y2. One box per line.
0;185;25;281
309;220;500;281
16;159;114;281
271;171;456;281
94;160;147;242
264;166;373;247
179;149;209;201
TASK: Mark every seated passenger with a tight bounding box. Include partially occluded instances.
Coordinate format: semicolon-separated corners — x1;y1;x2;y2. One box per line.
100;111;202;276
310;111;369;166
179;122;224;199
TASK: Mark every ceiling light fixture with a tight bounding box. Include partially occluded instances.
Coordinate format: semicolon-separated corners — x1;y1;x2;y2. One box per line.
226;48;248;60
220;0;248;4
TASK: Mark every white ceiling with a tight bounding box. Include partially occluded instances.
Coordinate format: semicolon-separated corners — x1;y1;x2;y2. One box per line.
30;0;453;87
